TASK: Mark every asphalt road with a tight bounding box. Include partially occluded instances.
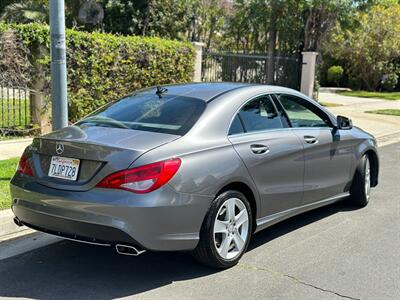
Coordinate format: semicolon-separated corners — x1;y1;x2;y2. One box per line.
0;142;399;300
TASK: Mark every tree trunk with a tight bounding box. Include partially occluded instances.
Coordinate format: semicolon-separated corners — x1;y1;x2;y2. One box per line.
206;17;216;50
266;19;277;84
304;8;313;51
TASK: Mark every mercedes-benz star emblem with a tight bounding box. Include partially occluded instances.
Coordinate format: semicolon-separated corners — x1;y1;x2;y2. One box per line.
56;143;64;155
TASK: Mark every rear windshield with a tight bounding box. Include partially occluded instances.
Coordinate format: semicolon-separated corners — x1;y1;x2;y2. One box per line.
76;93;206;135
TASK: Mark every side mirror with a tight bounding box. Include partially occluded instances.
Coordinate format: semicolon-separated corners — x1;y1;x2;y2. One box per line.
336;115;353;130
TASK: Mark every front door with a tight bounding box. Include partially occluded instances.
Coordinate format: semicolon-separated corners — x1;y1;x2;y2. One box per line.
275;94;353;204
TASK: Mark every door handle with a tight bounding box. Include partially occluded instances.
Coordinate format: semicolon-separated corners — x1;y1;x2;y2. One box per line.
250;144;270;154
304;135;318;144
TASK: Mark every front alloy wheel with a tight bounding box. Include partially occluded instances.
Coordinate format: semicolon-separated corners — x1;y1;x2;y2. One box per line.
349;154;371;207
193;190;252;269
364;157;371;200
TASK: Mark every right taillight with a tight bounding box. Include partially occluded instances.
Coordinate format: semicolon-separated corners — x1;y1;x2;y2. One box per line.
96;158;181;194
16;154;34;177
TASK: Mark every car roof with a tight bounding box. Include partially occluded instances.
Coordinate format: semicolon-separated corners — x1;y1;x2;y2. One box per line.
138;82;305;102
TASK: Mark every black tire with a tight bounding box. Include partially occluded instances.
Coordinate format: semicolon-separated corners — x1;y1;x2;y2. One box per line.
192;190;253;269
349;154;371;207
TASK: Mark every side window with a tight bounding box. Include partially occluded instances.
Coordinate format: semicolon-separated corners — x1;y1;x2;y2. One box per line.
235;96;283;133
277;94;330;128
229;115;245;135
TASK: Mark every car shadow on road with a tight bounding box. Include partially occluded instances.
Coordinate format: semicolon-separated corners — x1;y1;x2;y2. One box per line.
0;201;357;299
248;200;357;251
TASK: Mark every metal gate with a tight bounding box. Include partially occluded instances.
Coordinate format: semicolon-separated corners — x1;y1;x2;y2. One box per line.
0;86;33;134
202;52;302;90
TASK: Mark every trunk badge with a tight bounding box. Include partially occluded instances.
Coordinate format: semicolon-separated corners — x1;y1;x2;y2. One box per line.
56;143;64;155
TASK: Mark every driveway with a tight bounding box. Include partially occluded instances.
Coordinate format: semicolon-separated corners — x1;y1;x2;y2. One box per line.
0;142;399;300
319;92;400;145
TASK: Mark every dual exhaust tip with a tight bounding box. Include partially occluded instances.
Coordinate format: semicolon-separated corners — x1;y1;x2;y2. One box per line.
115;244;146;256
14;217;146;257
14;217;23;227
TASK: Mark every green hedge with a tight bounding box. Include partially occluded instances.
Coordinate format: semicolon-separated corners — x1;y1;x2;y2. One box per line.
0;23;195;121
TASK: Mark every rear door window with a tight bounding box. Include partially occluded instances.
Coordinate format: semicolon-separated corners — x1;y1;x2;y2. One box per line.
77;93;206;135
236;96;284;133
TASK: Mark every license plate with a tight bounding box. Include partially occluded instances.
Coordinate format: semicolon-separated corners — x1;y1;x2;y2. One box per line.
48;156;80;181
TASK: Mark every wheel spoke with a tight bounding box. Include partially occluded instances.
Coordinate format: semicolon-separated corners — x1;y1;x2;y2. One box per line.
235;210;248;227
226;200;236;221
214;219;228;234
233;231;245;250
218;235;232;258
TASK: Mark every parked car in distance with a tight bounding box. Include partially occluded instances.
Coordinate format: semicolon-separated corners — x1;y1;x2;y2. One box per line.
11;83;379;268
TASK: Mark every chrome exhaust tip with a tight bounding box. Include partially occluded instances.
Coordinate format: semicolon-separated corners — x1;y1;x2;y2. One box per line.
115;244;146;256
13;217;23;227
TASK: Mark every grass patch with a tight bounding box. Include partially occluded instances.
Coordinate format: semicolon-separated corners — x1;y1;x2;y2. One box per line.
0;157;19;210
366;109;400;116
320;102;343;107
340;91;400;101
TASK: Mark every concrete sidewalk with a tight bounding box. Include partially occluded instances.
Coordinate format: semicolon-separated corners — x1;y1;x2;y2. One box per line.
319;92;400;145
0;138;32;160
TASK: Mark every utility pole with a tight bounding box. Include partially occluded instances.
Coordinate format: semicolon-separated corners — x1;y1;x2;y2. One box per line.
50;0;68;130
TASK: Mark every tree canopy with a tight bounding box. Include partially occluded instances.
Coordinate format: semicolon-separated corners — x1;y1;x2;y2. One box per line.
324;3;400;90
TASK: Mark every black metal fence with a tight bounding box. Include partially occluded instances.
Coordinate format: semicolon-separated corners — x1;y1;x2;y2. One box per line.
0;86;33;134
202;52;302;90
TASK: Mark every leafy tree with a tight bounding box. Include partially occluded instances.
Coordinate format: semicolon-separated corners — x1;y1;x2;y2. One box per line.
302;0;352;52
0;0;48;23
101;0;190;38
326;4;400;90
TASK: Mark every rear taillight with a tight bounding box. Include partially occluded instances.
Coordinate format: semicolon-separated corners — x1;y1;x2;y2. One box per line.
17;154;34;177
96;158;181;194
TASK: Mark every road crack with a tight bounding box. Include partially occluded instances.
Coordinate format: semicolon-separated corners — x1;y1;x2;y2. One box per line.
238;263;360;300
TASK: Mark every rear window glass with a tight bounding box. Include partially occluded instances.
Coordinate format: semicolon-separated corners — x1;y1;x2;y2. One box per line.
76;93;206;135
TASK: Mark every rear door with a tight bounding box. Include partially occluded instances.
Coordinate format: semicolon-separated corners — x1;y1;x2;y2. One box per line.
275;94;353;204
228;95;304;217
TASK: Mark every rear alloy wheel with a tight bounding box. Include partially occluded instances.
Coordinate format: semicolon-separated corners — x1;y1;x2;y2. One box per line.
349;155;371;207
193;191;252;268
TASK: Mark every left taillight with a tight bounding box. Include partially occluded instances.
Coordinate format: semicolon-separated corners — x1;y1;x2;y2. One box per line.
96;158;181;194
17;154;34;177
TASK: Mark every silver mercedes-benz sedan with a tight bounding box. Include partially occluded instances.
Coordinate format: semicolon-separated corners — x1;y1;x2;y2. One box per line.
11;83;379;268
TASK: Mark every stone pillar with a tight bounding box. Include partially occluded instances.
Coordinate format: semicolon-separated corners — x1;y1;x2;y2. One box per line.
192;42;205;82
300;52;318;98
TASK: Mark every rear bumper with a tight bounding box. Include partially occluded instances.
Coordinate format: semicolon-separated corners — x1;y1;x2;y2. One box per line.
10;176;213;251
13;208;140;247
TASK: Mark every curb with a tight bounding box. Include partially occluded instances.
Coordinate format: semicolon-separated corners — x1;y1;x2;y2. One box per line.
0;209;59;260
0;231;59;260
0;209;31;242
376;131;400;147
319;87;352;93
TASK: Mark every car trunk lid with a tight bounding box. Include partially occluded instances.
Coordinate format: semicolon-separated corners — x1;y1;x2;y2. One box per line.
30;125;180;191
